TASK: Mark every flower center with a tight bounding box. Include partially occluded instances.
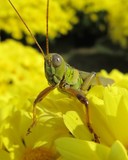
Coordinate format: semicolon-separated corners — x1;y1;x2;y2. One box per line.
23;147;56;160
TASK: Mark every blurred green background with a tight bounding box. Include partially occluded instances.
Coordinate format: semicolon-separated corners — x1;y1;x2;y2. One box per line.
1;0;128;72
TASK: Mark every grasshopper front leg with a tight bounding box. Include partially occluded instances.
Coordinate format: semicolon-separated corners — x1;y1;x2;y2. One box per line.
27;85;56;135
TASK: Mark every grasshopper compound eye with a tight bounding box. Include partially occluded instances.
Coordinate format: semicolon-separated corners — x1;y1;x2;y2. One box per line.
52;54;62;67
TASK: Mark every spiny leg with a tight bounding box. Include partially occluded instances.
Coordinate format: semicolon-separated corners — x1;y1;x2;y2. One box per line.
80;72;100;142
62;87;99;143
27;85;56;135
76;94;99;143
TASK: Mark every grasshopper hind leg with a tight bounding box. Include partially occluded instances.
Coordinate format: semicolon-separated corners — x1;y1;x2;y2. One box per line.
76;94;100;143
80;72;100;142
61;86;100;143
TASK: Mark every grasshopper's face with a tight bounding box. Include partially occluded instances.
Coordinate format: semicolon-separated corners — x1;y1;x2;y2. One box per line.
44;53;66;85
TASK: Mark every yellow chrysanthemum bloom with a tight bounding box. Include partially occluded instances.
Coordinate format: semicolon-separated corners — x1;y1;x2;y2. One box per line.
1;0;79;42
1;108;70;160
55;70;128;159
88;85;128;145
1;40;128;159
0;40;72;159
55;138;128;160
84;0;128;48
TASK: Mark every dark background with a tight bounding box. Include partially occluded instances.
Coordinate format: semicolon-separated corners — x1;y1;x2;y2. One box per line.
1;11;128;73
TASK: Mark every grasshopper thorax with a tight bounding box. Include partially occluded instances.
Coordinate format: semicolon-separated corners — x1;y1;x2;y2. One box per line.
44;53;66;85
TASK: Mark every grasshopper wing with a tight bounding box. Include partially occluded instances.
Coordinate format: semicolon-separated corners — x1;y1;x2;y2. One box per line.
79;71;114;87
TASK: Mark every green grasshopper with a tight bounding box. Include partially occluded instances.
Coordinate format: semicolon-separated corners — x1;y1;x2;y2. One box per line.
8;0;114;142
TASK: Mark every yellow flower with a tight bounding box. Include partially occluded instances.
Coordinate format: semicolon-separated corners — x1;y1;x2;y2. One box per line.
1;0;80;42
88;84;128;147
0;40;47;111
63;110;93;141
0;40;71;159
55;138;128;160
85;0;128;48
99;69;128;83
1;108;70;160
1;40;128;159
0;150;10;160
54;70;128;159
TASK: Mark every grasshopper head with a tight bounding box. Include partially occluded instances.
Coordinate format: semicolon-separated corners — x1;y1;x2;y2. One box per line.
44;53;66;85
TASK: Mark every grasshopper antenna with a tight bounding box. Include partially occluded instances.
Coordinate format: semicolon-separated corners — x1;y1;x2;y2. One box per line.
8;0;45;57
46;0;49;55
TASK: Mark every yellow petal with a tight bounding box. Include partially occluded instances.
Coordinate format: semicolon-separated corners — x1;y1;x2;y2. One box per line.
0;150;10;160
55;137;109;160
108;141;128;160
63;111;92;140
88;85;128;146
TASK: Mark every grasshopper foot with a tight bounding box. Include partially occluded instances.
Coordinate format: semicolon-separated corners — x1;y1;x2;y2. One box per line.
26;120;37;136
